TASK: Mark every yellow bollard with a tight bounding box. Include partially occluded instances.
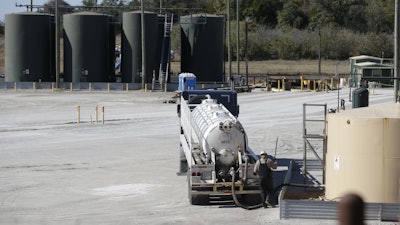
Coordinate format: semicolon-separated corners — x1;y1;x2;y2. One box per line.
102;106;105;124
77;106;81;124
282;78;285;91
144;84;147;92
278;80;281;91
89;83;92;92
313;80;316;92
70;83;73;92
331;78;334;90
14;82;17;91
95;105;98;123
301;76;304;91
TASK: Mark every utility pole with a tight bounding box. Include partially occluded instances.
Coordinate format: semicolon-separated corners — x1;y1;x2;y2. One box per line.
141;0;146;90
395;0;399;102
55;0;60;89
245;17;252;88
227;0;232;90
236;0;240;79
318;25;321;76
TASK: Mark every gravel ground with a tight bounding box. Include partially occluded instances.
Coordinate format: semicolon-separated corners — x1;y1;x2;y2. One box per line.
0;88;398;225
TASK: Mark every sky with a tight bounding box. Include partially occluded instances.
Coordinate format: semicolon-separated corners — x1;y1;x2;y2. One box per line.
0;0;83;21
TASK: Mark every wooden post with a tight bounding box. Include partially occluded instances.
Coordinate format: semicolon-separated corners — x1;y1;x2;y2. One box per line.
77;106;80;124
102;106;105;124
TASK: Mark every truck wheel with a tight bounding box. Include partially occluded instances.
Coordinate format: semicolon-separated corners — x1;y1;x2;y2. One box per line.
241;194;262;206
190;194;209;205
179;145;188;173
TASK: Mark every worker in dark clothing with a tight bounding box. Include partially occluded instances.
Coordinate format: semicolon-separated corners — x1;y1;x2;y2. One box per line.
253;151;278;208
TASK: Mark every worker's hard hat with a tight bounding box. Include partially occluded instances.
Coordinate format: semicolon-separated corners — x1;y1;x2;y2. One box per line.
260;151;267;155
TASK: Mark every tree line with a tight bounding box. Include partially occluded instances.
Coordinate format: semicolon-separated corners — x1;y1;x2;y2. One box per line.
1;0;396;60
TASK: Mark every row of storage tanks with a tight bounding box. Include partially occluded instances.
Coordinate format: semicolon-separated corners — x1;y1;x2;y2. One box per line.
4;11;225;83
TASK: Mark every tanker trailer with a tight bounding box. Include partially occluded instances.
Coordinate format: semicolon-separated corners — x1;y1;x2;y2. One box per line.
177;90;260;206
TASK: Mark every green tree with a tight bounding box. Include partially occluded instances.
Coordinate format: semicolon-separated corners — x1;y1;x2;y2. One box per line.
204;0;226;15
313;0;367;32
365;0;394;33
98;0;126;16
0;20;4;36
242;0;283;27
278;1;308;29
41;0;74;14
82;0;97;7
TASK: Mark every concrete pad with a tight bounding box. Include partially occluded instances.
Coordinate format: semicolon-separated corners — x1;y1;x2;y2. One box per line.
0;88;396;224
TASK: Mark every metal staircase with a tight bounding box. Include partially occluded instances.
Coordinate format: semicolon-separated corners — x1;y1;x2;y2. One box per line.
153;14;173;92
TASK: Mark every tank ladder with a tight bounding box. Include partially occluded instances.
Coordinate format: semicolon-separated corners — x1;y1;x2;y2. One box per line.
302;103;327;185
153;14;173;92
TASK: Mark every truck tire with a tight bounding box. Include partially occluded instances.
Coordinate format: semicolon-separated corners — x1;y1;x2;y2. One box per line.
179;145;188;173
190;194;209;205
240;194;262;206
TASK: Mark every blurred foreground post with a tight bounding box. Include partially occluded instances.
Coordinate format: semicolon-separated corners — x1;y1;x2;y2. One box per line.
338;193;364;225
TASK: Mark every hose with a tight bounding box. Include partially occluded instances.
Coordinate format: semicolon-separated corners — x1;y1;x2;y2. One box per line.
230;167;263;210
230;167;324;210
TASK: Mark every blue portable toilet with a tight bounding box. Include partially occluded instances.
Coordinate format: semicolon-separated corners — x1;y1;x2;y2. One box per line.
179;73;196;91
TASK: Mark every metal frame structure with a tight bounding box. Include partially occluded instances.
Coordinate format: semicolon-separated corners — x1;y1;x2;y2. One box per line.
302;103;327;184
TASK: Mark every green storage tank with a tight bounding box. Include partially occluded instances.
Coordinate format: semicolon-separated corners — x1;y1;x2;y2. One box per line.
5;12;55;82
121;11;158;83
63;12;115;82
180;14;225;82
352;88;369;108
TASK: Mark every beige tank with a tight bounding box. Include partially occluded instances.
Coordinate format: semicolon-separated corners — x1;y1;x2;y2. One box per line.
325;103;400;203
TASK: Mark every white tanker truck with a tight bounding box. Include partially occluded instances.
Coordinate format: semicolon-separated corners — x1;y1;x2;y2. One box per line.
177;90;261;206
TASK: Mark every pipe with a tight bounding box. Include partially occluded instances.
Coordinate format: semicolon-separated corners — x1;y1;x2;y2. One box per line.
243;155;248;184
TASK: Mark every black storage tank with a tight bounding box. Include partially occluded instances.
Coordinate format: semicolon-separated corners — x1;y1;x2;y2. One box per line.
63;12;115;82
5;12;55;82
180;14;225;82
121;11;158;83
352;88;369;108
